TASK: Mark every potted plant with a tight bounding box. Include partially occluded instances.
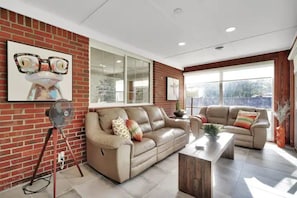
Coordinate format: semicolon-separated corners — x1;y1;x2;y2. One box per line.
203;124;220;141
274;101;290;125
174;100;185;117
274;101;290;147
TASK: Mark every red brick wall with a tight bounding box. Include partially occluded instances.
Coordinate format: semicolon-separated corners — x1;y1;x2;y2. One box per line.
153;61;184;116
0;9;89;191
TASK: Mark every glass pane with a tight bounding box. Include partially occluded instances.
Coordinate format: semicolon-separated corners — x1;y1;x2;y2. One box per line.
223;78;272;109
127;56;150;103
185;82;220;114
90;47;124;104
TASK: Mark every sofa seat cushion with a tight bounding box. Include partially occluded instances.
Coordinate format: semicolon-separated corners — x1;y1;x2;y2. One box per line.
133;138;156;157
170;127;186;138
222;125;251;136
143;128;174;146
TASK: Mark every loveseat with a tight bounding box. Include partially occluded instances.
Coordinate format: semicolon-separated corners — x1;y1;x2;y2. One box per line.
85;105;190;183
190;106;270;149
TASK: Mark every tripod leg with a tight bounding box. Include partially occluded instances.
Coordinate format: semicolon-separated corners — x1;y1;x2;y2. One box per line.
60;129;84;177
30;128;53;185
53;128;58;198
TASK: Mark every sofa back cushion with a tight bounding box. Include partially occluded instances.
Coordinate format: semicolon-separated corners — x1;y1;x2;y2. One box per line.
97;108;128;134
227;106;256;125
199;107;207;116
205;106;229;125
125;107;152;133
143;106;165;130
256;108;268;120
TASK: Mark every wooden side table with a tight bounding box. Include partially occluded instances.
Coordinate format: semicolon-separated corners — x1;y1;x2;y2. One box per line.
178;132;234;198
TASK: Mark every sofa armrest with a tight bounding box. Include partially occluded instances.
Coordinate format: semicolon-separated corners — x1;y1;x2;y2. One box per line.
251;119;270;131
189;116;203;129
85;112;133;150
160;108;190;133
250;119;270;149
189;116;203;137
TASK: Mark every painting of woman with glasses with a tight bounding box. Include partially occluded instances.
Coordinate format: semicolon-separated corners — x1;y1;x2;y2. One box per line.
7;41;72;101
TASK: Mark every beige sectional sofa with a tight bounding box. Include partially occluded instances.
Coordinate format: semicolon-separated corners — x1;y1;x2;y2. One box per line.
190;106;270;149
85;105;190;183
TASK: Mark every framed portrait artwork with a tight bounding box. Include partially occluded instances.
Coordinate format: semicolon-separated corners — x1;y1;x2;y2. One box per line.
166;77;179;100
7;41;72;101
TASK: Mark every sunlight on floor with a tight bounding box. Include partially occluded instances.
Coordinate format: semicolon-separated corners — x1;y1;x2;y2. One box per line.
244;177;297;197
270;144;297;166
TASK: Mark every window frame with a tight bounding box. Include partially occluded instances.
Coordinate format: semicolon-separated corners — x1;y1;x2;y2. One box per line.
89;39;153;108
184;60;275;141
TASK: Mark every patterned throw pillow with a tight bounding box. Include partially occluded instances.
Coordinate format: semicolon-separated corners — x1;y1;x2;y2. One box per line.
233;110;260;129
112;117;131;139
126;119;143;141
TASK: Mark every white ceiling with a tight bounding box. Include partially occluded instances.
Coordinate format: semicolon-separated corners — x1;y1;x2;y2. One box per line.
1;0;297;70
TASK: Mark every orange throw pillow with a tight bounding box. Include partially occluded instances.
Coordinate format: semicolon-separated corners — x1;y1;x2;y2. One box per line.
126;119;143;141
233;110;260;129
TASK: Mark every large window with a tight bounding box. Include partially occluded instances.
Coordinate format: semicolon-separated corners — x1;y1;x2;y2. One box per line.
184;61;274;140
90;40;152;107
223;78;272;108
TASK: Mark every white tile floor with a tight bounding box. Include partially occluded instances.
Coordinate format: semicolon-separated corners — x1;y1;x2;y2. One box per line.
1;142;297;198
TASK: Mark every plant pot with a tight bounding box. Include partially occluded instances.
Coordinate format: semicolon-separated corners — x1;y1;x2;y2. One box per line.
276;125;285;148
206;134;219;142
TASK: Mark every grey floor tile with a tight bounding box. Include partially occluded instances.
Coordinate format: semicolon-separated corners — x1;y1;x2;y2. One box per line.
74;176;130;198
45;172;72;197
156;168;179;193
155;156;178;173
119;176;157;198
1;143;297;198
140;165;168;184
213;174;238;195
175;191;196;198
0;185;29;198
239;163;295;187
214;191;232;198
58;189;81;198
60;164;100;186
143;185;177;198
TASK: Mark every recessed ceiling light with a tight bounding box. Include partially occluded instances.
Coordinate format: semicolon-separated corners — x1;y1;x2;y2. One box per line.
116;60;122;63
225;27;236;32
178;42;186;46
215;46;224;50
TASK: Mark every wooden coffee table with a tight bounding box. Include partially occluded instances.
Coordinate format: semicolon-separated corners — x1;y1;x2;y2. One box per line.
178;132;234;198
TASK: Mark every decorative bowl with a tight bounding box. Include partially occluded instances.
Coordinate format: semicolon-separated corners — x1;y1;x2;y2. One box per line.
174;110;184;117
